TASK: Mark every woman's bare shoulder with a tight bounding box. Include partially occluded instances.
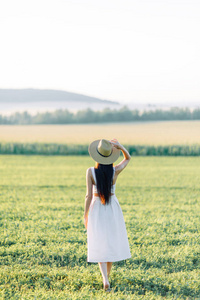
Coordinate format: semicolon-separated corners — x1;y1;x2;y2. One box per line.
86;167;92;175
86;167;95;184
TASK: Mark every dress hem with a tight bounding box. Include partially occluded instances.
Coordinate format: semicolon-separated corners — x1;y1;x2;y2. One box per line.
87;255;131;263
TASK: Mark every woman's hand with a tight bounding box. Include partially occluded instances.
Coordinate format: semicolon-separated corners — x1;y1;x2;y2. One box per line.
110;139;122;150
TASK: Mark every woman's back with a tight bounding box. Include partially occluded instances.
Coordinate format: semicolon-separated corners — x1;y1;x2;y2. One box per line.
91;167;116;195
86;164;131;263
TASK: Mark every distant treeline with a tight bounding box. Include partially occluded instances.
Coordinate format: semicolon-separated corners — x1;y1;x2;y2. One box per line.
0;143;200;156
0;106;200;124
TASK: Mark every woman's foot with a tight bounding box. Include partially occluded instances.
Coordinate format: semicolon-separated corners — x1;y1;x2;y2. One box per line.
103;279;111;292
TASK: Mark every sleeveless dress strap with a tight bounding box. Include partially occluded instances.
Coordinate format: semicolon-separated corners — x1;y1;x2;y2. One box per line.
112;167;116;186
91;167;96;185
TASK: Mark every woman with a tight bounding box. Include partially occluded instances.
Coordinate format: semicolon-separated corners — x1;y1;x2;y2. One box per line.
84;138;131;291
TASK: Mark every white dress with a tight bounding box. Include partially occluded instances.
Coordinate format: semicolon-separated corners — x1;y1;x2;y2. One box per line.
87;167;131;263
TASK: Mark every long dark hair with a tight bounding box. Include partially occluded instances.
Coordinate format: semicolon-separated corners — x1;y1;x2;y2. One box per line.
95;163;114;205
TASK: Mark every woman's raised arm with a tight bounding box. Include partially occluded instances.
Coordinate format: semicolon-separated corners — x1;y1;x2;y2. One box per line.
110;139;131;175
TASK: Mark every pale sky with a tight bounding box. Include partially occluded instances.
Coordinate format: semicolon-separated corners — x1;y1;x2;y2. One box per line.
0;0;200;104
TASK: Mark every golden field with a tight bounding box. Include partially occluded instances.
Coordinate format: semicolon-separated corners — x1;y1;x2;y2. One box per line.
0;120;200;145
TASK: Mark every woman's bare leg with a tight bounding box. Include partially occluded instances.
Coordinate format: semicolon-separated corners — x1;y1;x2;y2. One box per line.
98;262;110;290
107;262;113;278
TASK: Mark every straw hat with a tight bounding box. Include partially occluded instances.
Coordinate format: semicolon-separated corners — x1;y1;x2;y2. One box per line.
88;139;120;165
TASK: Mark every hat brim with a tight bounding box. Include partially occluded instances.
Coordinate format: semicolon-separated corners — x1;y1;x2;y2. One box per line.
88;139;120;165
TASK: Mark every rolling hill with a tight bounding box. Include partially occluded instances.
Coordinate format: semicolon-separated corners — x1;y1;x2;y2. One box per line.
0;88;118;104
0;88;120;115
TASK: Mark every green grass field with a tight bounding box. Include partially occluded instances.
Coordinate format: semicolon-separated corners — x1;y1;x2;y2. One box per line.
0;155;200;299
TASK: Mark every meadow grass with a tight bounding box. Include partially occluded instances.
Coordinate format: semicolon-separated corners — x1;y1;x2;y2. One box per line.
0;155;199;299
0;120;200;145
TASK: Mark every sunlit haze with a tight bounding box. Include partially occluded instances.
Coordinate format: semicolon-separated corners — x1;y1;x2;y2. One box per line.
0;0;200;104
